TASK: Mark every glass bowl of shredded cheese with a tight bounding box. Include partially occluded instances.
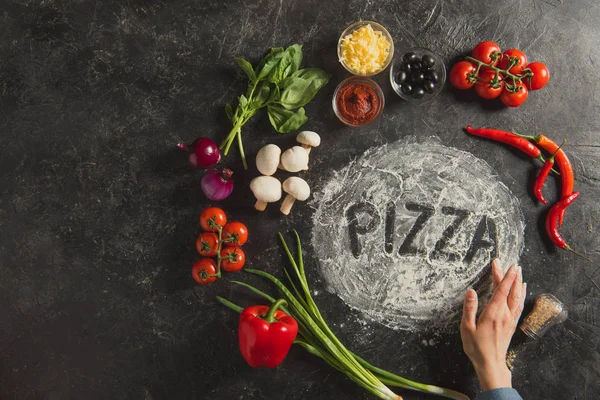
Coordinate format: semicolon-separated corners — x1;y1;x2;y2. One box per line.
338;21;394;76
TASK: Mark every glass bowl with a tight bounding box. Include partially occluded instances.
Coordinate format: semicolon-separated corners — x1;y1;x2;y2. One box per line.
389;47;446;103
332;76;385;127
337;21;394;77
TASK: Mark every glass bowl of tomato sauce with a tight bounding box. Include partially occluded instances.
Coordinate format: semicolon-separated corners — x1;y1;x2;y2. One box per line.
332;76;385;127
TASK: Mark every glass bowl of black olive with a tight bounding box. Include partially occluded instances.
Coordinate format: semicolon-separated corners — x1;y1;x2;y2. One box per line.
390;47;446;102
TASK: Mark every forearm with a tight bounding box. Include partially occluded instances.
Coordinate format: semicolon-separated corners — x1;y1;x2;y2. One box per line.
475;364;512;392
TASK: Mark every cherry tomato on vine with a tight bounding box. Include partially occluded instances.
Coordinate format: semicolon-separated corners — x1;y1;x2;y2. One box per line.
471;41;502;65
191;258;218;284
222;222;248;247
200;207;227;232
220;247;246;272
524;62;549;90
196;232;218;256
474;70;504;99
497;49;527;75
450;61;477;90
500;82;529;107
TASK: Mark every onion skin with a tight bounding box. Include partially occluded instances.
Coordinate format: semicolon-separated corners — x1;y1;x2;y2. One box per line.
201;169;234;201
178;137;221;169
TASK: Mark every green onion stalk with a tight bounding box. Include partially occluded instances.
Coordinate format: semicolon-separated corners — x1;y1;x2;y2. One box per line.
218;231;469;400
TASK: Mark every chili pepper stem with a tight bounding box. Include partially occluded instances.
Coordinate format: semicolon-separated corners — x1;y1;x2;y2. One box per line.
511;130;539;141
263;299;288;323
565;246;593;262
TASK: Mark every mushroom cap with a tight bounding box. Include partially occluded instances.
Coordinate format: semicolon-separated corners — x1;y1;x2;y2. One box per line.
282;177;310;201
296;131;321;147
256;144;281;176
281;146;309;172
250;176;282;202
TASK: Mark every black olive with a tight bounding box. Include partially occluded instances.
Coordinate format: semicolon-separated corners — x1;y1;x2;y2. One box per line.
412;87;425;99
403;52;418;63
400;62;412;73
422;54;435;68
411;71;425;83
400;83;413;95
423;80;436;93
426;70;439;83
411;60;423;70
395;70;408;84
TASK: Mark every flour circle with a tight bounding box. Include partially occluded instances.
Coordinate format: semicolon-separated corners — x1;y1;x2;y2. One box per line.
311;142;524;331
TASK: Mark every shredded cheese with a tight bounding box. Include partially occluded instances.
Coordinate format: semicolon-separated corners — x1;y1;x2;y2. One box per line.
340;24;391;75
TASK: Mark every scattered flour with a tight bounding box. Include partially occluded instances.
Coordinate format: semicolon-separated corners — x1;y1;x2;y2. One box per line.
311;142;524;331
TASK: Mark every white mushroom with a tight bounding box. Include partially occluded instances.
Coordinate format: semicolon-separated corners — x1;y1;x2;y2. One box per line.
296;131;321;155
280;146;309;172
256;144;281;176
280;177;310;215
250;176;282;211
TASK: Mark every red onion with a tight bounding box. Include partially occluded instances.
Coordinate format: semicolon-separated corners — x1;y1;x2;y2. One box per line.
201;169;234;201
178;137;221;169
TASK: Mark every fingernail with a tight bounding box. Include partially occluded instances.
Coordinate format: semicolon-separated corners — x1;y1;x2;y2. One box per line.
522;282;527;294
466;289;477;300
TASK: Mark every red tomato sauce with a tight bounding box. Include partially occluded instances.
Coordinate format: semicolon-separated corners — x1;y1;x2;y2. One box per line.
336;82;380;125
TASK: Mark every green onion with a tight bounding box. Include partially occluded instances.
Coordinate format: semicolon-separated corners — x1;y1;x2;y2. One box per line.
217;231;469;400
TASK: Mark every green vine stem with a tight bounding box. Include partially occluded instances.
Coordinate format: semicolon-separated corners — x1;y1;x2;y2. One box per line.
464;55;530;93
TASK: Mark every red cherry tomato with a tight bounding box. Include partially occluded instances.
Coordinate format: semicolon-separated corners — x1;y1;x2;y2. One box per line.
450;61;477;90
497;49;527;75
524;62;549;90
222;222;248;247
471;41;502;65
191;258;218;284
500;82;529;107
196;232;219;256
474;70;504;99
200;207;227;232
220;247;246;272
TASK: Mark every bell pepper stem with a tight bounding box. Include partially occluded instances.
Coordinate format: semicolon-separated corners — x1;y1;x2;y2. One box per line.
264;298;288;323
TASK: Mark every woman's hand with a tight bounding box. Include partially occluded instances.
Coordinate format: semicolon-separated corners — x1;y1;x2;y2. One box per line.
460;259;526;391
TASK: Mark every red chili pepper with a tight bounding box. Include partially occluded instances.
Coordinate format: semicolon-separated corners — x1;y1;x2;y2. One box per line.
515;133;574;225
533;140;565;204
545;192;591;261
238;299;298;368
465;125;543;160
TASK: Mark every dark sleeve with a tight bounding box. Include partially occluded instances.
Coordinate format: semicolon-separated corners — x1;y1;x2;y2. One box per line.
475;388;523;400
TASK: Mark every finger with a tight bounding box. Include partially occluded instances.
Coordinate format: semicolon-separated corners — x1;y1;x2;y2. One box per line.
508;265;523;318
461;288;478;332
490;264;518;306
519;282;527;319
491;258;504;290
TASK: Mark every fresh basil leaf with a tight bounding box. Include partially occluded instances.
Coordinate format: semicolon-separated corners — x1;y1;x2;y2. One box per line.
268;51;292;84
235;58;256;83
278;68;330;90
225;103;234;121
251;82;271;108
256;48;285;80
239;94;248;108
268;85;281;103
279;69;331;110
267;105;308;133
288;44;303;75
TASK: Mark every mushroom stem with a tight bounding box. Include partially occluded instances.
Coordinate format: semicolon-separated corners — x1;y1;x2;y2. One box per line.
280;194;297;215
302;145;312;155
255;200;268;211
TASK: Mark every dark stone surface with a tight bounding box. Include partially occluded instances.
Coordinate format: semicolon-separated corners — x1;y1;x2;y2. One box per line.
1;0;599;399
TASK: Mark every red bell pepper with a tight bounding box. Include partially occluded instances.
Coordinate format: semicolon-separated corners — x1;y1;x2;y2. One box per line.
238;299;298;368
